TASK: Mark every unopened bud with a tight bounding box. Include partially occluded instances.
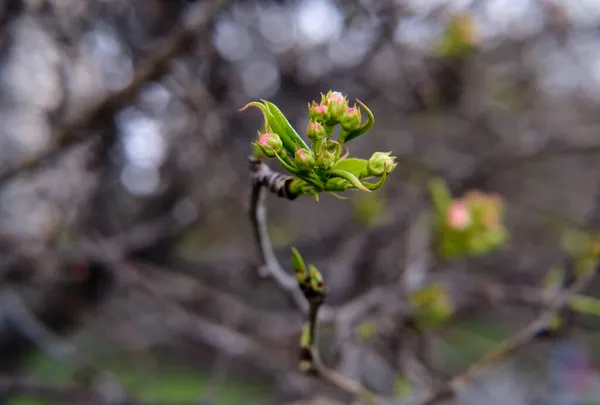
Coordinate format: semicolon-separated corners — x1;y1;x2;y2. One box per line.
447;201;471;230
315;150;336;171
294;148;315;170
306;120;326;142
309;102;328;122
367;151;397;177
340;106;362;132
257;133;283;157
323;91;348;122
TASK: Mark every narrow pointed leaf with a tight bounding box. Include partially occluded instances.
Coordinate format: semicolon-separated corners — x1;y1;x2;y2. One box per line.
361;165;388;191
331;169;371;192
291;247;308;285
428;178;453;216
263;101;310;154
341;99;375;143
273;150;302;176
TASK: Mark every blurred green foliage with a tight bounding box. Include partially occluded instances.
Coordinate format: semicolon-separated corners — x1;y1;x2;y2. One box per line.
10;353;268;405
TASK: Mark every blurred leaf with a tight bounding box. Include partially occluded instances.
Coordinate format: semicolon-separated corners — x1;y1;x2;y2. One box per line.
569;294;600;317
434;13;479;60
542;265;565;293
352;192;388;227
355;321;377;341
428;178;453;216
409;283;454;328
393;376;412;399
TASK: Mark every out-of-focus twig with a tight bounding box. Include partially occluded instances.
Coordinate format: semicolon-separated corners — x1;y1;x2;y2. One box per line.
0;0;229;188
419;263;599;405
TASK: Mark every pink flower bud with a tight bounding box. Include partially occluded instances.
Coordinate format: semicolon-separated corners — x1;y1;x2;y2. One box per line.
309;102;328;122
306;120;326;142
324;91;348;122
257;132;283;157
294;148;315;170
340;106;362;132
447;201;471;230
326;91;345;105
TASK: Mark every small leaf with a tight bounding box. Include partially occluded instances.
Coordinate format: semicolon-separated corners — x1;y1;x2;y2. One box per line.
291;247;308;283
568;294;600;316
272;150;302;176
330;169;371;192
341;99;375;143
360;165;388;191
409;283;454;328
542;266;565;293
355;322;377;341
332;158;369;178
429;178;453;216
264;101;310;154
393;377;412;399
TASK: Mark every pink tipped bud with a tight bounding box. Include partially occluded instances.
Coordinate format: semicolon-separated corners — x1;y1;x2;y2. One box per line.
309;103;328;122
326;91;345;105
294;148;315;170
447;201;471;230
324;91;348;122
340;106;362;131
257;133;283;157
306;120;326;142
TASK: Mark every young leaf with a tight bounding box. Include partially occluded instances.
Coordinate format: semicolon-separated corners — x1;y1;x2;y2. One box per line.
291;247;308;283
330;169;371;193
429;178;453;216
263;101;310;154
340;99;375;143
332;158;369;178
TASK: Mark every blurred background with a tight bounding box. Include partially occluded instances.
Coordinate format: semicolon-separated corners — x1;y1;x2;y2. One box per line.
1;0;600;404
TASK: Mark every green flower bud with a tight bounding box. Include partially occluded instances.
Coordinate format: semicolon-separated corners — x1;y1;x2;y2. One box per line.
315;150;336;171
340;105;362;132
306;120;326;142
256;132;283;157
294;148;315;170
323;91;348;122
367;151;397;176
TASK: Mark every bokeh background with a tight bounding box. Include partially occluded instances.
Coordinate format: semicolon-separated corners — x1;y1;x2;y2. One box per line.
1;0;600;404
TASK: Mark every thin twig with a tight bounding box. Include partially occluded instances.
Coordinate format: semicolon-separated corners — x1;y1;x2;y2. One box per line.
418;263;599;405
249;157;309;312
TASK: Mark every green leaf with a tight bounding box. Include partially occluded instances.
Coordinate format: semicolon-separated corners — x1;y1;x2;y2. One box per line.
393;377;412;399
330;169;371;193
241;100;309;155
332;158;369;178
341;99;375;143
409;283;454;328
291;247;307;283
324;177;351;192
542;266;565;292
429;178;453;216
568;294;600;316
355;321;377;341
263;101;310;154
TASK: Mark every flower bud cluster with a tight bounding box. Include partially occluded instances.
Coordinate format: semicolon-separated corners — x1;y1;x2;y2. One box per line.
438;188;508;258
